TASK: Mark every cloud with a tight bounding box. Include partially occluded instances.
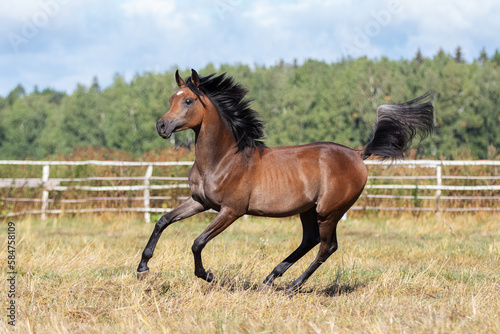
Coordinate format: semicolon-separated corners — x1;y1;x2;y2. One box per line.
121;0;175;18
1;0;499;96
0;0;40;22
394;0;500;59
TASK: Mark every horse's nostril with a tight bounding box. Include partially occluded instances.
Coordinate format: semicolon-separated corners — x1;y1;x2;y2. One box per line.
156;120;165;134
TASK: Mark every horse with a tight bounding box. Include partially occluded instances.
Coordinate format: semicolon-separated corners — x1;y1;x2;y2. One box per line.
137;69;434;292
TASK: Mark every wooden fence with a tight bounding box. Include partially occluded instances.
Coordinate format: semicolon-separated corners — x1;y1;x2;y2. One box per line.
1;160;499;222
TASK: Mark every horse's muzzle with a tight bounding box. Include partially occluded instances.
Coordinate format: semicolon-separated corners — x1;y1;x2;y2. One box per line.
156;118;179;139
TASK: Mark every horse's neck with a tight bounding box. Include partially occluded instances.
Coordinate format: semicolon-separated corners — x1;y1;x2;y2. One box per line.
194;107;237;174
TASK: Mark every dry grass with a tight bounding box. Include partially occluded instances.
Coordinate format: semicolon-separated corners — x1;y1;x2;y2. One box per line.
1;213;499;333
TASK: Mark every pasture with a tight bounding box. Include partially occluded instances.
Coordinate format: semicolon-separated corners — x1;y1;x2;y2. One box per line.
1;213;499;333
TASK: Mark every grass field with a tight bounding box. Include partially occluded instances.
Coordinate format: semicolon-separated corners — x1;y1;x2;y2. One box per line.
1;212;499;333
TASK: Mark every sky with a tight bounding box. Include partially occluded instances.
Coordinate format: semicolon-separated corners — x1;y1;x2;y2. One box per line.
1;0;499;97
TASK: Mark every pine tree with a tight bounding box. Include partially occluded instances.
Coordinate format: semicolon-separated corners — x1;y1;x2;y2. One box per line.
455;46;464;63
414;48;424;66
478;48;488;65
492;49;500;66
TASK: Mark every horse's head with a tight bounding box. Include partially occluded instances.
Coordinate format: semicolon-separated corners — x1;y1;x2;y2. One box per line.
156;69;206;139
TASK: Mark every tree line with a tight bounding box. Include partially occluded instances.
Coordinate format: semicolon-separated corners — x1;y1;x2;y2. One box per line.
1;49;499;160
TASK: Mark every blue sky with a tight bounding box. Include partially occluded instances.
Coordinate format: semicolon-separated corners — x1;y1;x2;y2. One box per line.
1;0;499;97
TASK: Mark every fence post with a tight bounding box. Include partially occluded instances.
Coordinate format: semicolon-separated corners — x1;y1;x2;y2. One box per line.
144;165;153;223
435;164;442;213
41;164;50;220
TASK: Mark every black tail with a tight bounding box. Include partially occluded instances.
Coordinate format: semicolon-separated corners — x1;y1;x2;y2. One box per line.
362;93;434;160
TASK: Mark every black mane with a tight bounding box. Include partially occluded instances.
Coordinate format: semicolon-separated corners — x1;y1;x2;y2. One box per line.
184;73;266;153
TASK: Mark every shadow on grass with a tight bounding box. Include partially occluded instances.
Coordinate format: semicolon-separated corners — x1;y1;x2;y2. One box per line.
199;272;367;297
304;280;367;297
141;270;367;298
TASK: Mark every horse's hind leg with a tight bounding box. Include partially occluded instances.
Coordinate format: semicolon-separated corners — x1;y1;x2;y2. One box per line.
287;212;343;292
263;207;320;286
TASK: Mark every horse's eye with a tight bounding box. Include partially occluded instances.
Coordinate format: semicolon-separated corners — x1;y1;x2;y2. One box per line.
185;98;193;105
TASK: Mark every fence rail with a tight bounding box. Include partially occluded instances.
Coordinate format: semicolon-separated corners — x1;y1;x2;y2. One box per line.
1;160;499;221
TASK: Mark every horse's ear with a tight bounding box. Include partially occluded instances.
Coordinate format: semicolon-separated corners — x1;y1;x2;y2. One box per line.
175;70;186;88
191;69;200;88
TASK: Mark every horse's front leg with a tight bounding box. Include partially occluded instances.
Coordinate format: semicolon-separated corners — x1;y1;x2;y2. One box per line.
191;207;240;282
137;196;207;279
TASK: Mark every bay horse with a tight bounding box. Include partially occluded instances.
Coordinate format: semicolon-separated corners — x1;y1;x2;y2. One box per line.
137;69;434;292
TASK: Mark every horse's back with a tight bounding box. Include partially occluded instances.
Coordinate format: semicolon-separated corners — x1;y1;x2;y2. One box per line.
260;142;366;178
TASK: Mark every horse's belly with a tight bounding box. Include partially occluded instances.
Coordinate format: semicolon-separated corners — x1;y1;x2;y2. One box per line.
247;179;318;217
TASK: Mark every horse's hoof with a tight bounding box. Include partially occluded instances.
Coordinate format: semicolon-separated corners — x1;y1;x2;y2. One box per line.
206;270;216;283
137;270;149;280
286;285;300;297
